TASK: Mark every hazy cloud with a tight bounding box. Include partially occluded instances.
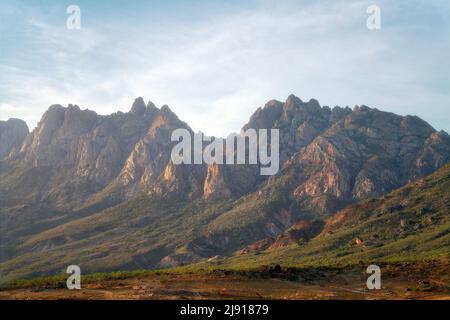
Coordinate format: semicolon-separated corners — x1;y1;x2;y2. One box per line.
0;0;449;137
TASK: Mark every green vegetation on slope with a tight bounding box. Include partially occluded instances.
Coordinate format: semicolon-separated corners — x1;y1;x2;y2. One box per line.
1;160;449;285
198;162;450;270
1;163;449;289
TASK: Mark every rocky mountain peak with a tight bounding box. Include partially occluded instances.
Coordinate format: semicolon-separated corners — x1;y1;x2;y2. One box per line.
0;118;28;131
279;105;450;214
285;94;303;106
0;118;29;159
352;105;371;112
2;96;449;215
67;104;81;112
46;104;66;114
130;97;147;115
146;101;158;112
159;104;177;118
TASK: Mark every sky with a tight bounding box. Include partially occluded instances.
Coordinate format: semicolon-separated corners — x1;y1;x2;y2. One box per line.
0;0;449;137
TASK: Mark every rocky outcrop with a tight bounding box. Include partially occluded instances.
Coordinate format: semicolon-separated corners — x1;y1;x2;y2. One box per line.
238;238;276;255
119;104;191;188
203;164;232;200
270;219;325;248
0;118;29;160
243;94;352;163
262;104;450;215
237;219;325;254
0;98;180;208
150;161;206;199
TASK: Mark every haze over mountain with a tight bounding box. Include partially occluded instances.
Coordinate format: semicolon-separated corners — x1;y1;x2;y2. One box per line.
0;95;449;282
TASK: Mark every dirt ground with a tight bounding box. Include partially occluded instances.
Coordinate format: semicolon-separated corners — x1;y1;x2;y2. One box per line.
1;264;449;300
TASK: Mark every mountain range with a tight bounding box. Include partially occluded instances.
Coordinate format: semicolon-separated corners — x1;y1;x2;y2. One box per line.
1;95;449;283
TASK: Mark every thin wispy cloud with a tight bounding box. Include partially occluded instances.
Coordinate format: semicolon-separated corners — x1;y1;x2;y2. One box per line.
0;0;449;137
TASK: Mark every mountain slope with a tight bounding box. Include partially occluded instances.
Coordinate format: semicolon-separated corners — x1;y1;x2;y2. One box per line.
214;162;450;269
187;104;450;256
1;95;449;283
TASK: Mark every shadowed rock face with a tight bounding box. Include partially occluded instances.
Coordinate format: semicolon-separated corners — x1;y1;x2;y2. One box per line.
0;95;449;279
0;118;29;160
